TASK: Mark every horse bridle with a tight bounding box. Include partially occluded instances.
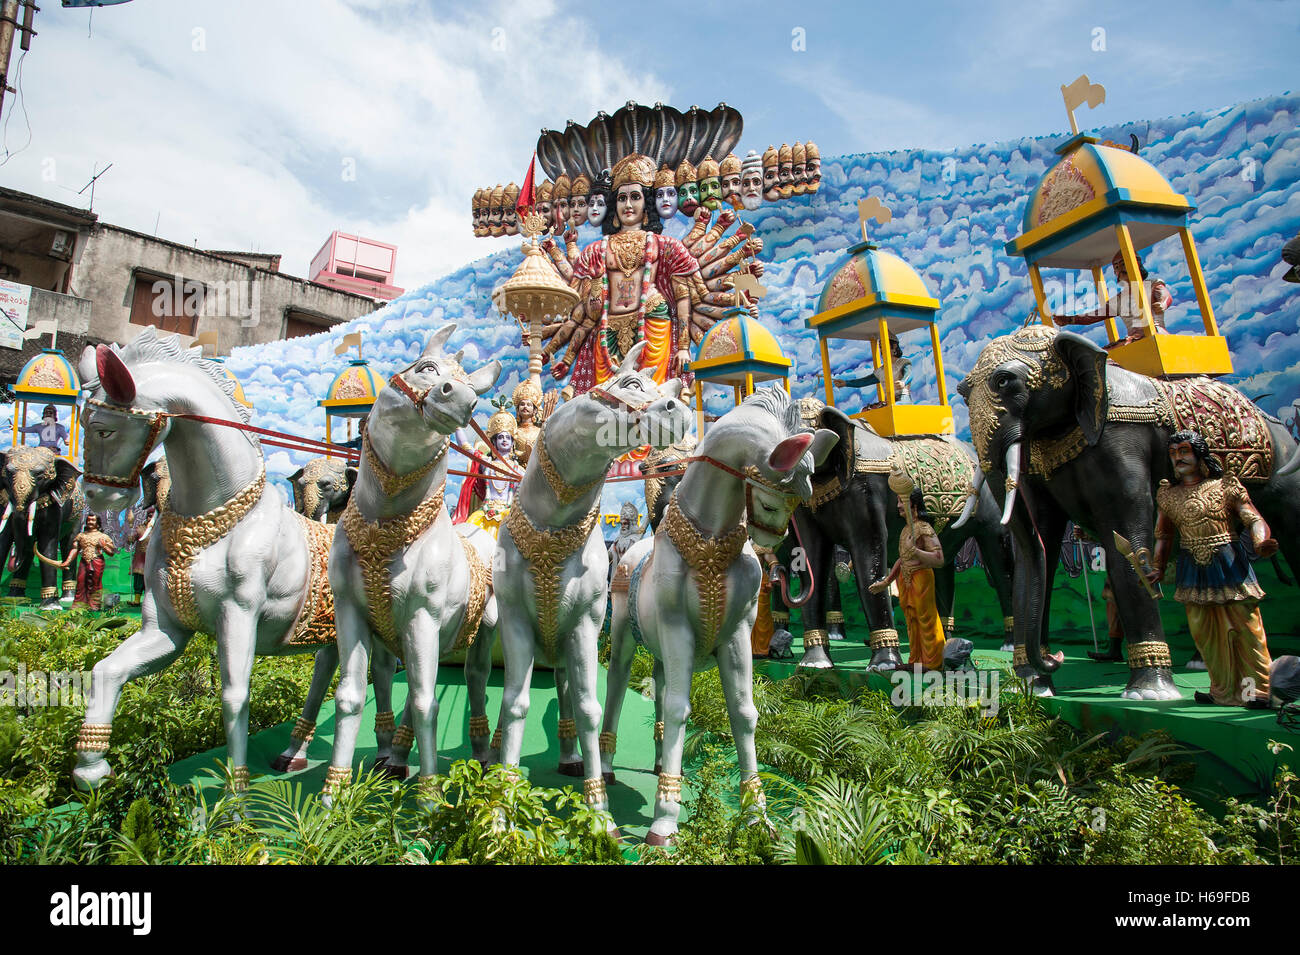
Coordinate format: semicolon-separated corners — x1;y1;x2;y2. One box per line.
81;398;170;489
644;452;803;539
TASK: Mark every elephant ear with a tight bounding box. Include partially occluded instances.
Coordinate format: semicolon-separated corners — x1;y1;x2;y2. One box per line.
1054;330;1108;445
345;467;359;492
816;405;856;482
54;458;81;490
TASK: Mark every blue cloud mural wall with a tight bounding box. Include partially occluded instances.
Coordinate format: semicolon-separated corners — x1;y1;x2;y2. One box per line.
38;94;1300;528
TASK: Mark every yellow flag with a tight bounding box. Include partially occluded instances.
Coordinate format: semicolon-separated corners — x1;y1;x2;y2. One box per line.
857;196;892;242
1061;74;1106;133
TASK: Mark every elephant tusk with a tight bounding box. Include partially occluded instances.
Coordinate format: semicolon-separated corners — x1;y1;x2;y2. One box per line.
951;468;985;529
1277;445;1300;477
319;512;328;524
26;500;36;536
1000;443;1022;526
1;502;10;523
34;545;68;569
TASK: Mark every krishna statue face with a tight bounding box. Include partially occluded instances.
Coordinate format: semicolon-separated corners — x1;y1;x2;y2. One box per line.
615;181;647;230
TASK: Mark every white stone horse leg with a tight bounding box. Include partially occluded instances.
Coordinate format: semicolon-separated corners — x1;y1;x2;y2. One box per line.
599;588;636;783
369;643;401;775
214;609;260;787
73;599;192;790
652;659;666;775
272;644;338;773
465;624;496;765
646;638;694;845
325;600;372;803
715;630;768;825
496;612;537;771
554;664;583;775
404;611;442;788
563;615;614;823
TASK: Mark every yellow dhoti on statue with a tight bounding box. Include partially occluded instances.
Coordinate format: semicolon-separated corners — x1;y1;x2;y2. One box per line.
900;567;945;671
1184;601;1271;706
466;501;510;540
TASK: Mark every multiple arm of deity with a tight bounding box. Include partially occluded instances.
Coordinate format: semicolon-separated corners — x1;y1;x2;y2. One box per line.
534;208;765;383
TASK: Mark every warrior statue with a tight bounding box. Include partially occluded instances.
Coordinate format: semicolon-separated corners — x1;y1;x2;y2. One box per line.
38;513;116;610
454;405;523;538
607;501;642;582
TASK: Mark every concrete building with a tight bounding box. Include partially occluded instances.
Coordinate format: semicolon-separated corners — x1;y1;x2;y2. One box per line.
0;186;387;385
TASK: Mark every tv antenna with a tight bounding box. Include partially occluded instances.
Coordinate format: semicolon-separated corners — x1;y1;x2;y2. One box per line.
77;161;113;212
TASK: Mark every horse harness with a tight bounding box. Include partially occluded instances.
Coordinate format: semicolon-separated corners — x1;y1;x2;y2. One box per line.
342;433;488;659
504;431;602;661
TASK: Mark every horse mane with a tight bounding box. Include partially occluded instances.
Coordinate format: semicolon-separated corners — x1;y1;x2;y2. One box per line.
108;327;251;425
741;386;803;437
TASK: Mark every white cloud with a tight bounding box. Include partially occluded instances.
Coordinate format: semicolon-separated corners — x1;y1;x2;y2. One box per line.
1;0;672;288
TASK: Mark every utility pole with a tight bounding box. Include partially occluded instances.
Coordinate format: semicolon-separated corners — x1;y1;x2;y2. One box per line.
0;0;37;121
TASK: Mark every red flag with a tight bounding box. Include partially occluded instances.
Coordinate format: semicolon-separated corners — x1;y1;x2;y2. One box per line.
517;152;537;214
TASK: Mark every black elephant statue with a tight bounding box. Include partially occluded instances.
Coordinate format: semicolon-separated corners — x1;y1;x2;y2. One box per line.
957;324;1300;699
1;445;85;608
288;456;356;523
790;397;1016;670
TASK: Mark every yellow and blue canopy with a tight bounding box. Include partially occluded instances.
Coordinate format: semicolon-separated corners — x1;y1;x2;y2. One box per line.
319;358;384;417
13;349;80;405
807;243;940;340
690;310;791;385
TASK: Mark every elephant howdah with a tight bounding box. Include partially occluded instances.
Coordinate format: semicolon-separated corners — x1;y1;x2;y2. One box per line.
1;445;85;607
958;325;1300;700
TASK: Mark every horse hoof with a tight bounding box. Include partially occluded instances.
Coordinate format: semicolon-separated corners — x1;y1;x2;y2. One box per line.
557;761;584;777
270;754;307;773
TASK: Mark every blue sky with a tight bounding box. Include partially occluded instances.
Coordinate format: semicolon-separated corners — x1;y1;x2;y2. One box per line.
1;0;1295;286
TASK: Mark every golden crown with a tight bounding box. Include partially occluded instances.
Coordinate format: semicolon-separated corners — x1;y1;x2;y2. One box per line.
763;144;778;166
571;173;592;196
675;159;698;186
553;174;571;199
486;409;518;439
698;155;720;180
720;153;742;177
655;164;676;188
612;153;656;190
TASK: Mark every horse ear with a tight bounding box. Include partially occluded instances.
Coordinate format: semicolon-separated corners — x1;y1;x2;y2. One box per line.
809;428;840;468
423;324;458;357
79;345;98;385
96;344;136;404
769;432;814;473
1054;330;1108;445
618;341;648;376
467;359;502;397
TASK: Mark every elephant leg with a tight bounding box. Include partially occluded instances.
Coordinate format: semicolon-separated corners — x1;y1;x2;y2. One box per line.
975;523;1016;650
37;522;60;608
74;595;192;789
600;584;636;783
933;557;956;641
554;664;583;775
465;625;496;766
795;513;835;669
1006;489;1065;696
60;530;77;600
271;644;338;772
371;643;402;775
846;499;900;672
9;531;32;599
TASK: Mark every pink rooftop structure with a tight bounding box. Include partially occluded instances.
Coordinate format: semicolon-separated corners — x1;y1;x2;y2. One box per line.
309;231;404;301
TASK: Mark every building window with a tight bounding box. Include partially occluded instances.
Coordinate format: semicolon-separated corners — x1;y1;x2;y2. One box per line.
130;273;201;336
284;309;334;340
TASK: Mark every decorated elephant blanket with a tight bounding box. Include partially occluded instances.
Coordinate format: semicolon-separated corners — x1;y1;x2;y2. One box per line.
1151;377;1273;483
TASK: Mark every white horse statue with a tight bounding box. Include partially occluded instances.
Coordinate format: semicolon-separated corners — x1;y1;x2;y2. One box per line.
602;387;836;844
493;342;692;819
74;328;340;791
325;325;501;798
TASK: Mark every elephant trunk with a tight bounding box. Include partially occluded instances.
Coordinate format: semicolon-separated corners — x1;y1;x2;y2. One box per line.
1000;442;1022;526
951;468;985;529
770;555;815;608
